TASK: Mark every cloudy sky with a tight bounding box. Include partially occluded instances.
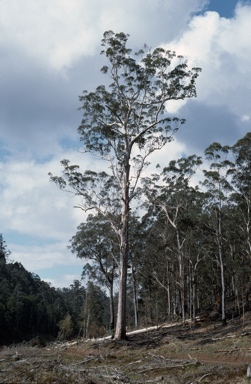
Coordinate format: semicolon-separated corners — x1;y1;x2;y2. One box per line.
1;0;250;288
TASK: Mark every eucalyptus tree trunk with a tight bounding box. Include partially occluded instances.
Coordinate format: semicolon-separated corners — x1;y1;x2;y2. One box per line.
192;275;196;321
217;210;226;325
176;231;185;323
132;267;138;328
115;162;130;340
166;261;171;316
109;281;115;334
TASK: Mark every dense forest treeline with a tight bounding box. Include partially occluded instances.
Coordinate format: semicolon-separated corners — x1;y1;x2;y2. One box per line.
70;132;251;331
1;132;251;344
0;236;109;345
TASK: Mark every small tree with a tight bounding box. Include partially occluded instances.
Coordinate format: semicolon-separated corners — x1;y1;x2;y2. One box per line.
49;31;201;339
58;313;74;340
70;214;119;333
81;281;108;338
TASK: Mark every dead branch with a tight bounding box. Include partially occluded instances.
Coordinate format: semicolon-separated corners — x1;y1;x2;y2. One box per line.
197;373;213;383
241;331;251;336
128;359;142;365
148;352;166;360
138;358;200;374
212;335;236;341
214;349;239;353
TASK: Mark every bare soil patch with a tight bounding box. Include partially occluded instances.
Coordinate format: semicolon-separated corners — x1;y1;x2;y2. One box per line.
1;316;251;383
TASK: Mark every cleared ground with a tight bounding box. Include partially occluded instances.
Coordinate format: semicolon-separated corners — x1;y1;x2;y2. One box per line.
1;314;251;383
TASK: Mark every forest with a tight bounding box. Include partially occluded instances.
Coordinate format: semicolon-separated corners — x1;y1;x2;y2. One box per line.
0;235;110;345
1;131;251;345
65;128;251;332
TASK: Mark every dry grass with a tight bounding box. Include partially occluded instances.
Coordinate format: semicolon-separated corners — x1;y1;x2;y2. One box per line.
1;317;251;383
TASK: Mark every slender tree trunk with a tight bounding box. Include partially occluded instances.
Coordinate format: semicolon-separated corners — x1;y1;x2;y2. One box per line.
219;247;226;325
192;284;196;321
109;282;115;335
245;197;251;254
114;162;130;340
192;271;196;321
115;236;128;339
188;263;192;322
167;261;171;316
85;311;90;339
177;232;185;323
132;268;138;328
217;210;226;325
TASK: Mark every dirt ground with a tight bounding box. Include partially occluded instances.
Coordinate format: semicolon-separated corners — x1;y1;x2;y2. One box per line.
1;314;251;383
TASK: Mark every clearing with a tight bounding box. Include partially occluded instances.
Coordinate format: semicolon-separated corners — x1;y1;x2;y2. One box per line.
1;314;251;383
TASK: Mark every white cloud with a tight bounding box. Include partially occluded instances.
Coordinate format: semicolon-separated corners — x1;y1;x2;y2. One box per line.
241;115;250;122
0;0;100;69
0;150;96;240
219;3;251;61
140;140;187;177
8;241;84;288
164;4;251;122
9;242;82;271
0;0;206;70
43;275;82;289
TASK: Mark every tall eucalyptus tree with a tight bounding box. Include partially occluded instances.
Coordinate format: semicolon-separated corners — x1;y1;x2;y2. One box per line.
49;31;201;339
202;143;234;325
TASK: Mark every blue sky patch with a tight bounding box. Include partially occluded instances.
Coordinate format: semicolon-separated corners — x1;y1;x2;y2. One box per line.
206;0;240;18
